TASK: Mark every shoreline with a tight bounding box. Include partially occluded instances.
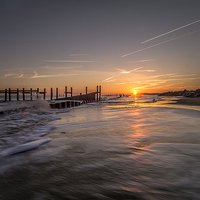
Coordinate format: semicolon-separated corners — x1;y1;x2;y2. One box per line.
174;97;200;106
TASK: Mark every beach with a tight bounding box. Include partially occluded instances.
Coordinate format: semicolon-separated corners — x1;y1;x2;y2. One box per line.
175;97;200;105
0;95;200;199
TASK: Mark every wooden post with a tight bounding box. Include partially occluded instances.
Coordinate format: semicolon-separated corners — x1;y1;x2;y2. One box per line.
97;85;99;101
65;86;67;98
99;85;101;101
23;88;25;100
56;88;58;99
30;88;32;100
44;88;46;100
86;87;88;103
5;89;7;101
9;88;11;101
51;88;53;100
17;88;19;101
37;88;39;99
71;87;72;97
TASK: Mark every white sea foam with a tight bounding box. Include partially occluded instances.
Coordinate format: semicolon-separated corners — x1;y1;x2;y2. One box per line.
0;137;51;157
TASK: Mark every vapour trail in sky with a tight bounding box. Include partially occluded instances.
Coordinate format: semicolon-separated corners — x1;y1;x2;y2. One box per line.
121;30;200;57
141;19;200;44
43;60;95;63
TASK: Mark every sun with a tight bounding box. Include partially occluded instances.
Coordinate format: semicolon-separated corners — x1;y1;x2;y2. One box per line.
133;91;137;95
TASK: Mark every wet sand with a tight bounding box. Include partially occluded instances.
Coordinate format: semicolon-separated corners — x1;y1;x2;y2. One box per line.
175;97;200;105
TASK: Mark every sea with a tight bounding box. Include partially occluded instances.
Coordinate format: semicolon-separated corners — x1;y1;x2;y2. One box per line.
0;95;200;200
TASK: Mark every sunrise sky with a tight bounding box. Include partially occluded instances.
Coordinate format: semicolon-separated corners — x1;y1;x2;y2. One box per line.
0;0;200;95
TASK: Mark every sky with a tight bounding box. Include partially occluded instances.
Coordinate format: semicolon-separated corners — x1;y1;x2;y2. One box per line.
0;0;200;95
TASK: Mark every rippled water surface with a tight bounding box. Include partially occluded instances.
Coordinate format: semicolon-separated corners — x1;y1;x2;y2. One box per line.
0;96;200;199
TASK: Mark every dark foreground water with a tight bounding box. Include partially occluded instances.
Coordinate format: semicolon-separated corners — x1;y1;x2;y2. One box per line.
0;96;200;200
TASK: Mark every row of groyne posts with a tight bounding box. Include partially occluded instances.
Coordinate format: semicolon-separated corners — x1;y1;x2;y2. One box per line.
0;86;101;109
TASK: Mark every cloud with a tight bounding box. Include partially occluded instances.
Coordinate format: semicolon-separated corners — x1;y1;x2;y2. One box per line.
103;75;117;82
42;66;83;69
115;82;126;85
15;74;24;78
43;60;95;63
115;67;143;74
141;19;200;44
135;69;155;72
69;54;92;56
4;73;24;78
121;30;200;57
126;59;154;63
4;74;16;78
30;71;76;79
132;73;199;91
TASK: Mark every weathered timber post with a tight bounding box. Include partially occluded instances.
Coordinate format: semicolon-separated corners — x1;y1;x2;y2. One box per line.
56;88;58;99
30;88;32;100
65;86;67;98
5;89;7;101
97;86;98;101
17;89;19;101
23;88;25;100
51;88;53;100
99;85;101;101
86;86;88;103
37;88;39;99
44;88;46;100
9;88;11;101
71;87;73;97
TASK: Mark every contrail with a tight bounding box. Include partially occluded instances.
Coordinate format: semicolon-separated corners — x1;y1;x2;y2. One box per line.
121;30;200;57
43;60;95;63
141;19;200;44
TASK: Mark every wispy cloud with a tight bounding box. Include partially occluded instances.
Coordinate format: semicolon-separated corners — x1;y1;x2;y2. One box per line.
141;19;200;44
4;73;24;78
115;67;143;74
103;67;156;83
132;73;199;91
103;75;118;82
115;82;126;85
69;54;91;56
4;74;16;78
136;69;155;72
30;71;76;79
121;30;200;57
43;60;95;63
126;59;155;63
42;66;83;69
15;74;24;78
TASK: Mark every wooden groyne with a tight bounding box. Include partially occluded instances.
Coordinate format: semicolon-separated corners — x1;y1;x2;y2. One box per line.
0;86;101;109
0;88;46;101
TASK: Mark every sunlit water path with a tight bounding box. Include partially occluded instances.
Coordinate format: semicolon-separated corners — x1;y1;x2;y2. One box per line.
0;96;200;199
